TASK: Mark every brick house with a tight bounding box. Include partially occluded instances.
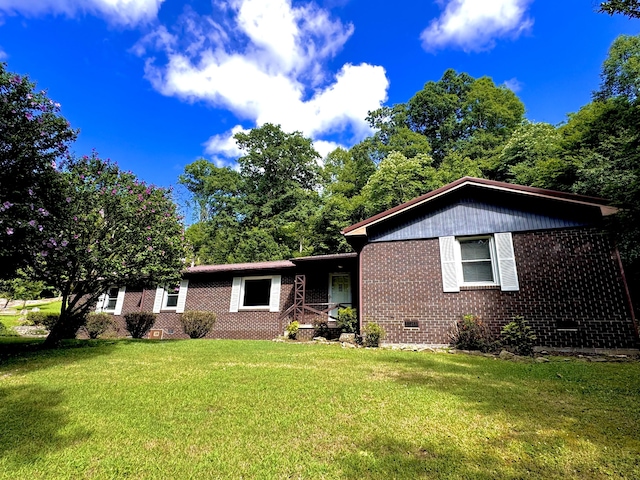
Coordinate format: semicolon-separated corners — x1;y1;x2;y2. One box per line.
98;177;638;350
342;177;639;350
96;253;358;341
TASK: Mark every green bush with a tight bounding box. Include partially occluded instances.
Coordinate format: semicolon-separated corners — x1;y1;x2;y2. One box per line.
500;316;537;356
85;312;115;339
124;312;157;339
180;311;217;339
0;322;18;336
26;311;59;330
449;314;495;352
363;322;385;347
337;307;358;333
285;321;299;340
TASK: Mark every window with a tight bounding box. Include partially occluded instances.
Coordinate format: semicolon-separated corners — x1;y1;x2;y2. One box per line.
439;233;519;293
163;285;180;309
104;287;120;311
458;237;498;285
242;278;272;308
97;286;125;315
230;275;281;312
152;280;189;314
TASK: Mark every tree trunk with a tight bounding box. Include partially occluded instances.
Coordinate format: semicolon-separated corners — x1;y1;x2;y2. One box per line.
43;311;85;346
43;292;85;347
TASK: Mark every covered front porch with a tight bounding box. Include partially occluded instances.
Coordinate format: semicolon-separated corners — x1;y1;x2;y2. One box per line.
278;253;358;338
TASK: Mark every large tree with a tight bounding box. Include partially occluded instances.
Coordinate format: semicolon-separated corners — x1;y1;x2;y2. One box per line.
598;0;640;18
181;124;322;264
0;63;78;278
36;154;185;345
595;34;640;102
366;69;525;166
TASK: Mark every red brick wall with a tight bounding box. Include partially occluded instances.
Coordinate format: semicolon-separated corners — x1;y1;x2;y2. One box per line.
109;274;295;340
360;228;639;349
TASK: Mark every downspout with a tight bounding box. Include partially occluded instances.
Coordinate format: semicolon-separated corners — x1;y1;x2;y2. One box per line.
358;247;364;333
614;244;639;340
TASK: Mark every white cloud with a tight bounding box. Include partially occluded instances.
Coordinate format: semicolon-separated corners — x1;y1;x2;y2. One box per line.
313;139;345;160
0;46;7;60
204;125;248;158
139;0;388;158
0;0;165;26
421;0;533;52
503;77;522;92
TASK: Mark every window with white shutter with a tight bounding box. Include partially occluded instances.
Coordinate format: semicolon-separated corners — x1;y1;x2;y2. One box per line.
439;233;519;292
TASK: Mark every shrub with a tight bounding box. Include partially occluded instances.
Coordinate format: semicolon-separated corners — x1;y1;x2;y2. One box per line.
337;307;358;333
450;314;495;352
27;311;59;330
124;312;157;339
286;321;299;340
363;322;385;347
313;318;330;338
500;316;537;356
180;311;217;339
0;322;18;336
85;312;115;339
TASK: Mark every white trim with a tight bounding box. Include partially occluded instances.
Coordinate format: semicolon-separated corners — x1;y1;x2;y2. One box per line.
439;236;460;292
152;286;164;313
269;275;281;312
95;293;106;313
113;286;126;315
495;232;519;291
176;279;189;313
230;277;242;312
233;275;280;311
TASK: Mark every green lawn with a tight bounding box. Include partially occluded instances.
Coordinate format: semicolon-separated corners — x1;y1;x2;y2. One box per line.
0;299;62;328
0;339;638;479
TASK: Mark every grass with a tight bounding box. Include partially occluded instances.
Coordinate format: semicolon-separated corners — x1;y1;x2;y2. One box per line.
0;339;638;479
0;299;62;328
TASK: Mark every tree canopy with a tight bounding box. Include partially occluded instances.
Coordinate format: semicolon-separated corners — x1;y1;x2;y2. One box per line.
40;154;186;344
0;63;78;278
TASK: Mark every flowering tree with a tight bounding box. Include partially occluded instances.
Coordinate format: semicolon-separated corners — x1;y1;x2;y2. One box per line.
34;154;186;345
0;63;78;278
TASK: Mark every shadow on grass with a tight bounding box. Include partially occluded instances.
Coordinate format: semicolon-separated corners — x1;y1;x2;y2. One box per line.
0;337;160;374
357;352;640;479
0;384;91;465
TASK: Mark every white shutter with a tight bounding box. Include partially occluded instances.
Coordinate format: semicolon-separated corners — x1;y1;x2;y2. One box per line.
95;292;106;312
495;232;519;291
439;236;460;292
153;286;164;313
269;275;281;312
113;286;126;315
230;277;241;312
176;279;189;313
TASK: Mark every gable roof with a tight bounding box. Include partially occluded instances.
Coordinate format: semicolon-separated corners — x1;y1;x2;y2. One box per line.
342;177;617;238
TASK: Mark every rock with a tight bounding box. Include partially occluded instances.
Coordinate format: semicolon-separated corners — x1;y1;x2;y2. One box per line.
313;336;328;343
341;342;356;348
30;307;40;312
535;357;550;363
272;337;285;342
588;357;607;362
613;354;628;359
339;333;356;344
539;350;549;355
499;350;516;360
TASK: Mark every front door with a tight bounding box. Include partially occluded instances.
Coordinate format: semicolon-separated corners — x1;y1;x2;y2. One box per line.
329;273;351;319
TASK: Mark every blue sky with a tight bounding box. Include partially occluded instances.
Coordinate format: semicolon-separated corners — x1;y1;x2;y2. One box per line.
0;0;637;198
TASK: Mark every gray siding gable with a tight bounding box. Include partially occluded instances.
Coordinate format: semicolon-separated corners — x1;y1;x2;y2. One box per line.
369;196;599;242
